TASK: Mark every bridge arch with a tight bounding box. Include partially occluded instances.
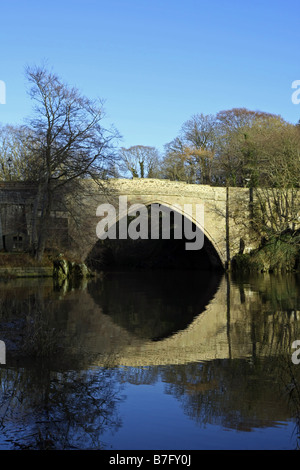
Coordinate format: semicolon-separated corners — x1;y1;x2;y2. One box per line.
88;197;225;271
140;198;225;269
72;178;258;268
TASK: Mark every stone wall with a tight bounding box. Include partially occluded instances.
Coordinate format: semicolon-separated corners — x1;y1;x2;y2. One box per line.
0;182;69;252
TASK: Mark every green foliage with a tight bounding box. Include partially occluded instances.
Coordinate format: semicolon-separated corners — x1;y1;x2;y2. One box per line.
232;232;300;273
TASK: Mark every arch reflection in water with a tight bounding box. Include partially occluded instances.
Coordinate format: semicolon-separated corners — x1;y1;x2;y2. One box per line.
88;271;300;367
88;269;223;341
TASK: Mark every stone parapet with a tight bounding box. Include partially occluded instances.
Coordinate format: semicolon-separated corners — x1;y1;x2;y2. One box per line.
101;178;229;201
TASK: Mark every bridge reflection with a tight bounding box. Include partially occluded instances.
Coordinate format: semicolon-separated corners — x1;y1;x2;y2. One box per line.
1;272;300;369
88;269;223;341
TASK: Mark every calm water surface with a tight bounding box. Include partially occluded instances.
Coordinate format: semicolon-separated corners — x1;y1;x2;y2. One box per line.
0;269;300;450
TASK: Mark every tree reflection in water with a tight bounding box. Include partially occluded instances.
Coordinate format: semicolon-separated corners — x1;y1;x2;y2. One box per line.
116;357;297;432
160;359;292;431
0;365;124;450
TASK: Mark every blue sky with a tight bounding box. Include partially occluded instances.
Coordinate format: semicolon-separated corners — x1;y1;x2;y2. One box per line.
1;0;300;152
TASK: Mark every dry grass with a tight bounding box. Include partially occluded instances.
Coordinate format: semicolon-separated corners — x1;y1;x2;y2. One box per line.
0;252;53;267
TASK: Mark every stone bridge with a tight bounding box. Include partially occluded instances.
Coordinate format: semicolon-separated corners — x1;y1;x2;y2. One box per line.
74;178;259;269
0;178;259;268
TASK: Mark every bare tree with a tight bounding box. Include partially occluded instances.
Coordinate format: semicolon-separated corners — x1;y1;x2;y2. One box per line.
118;145;161;178
161;138;189;182
25;65;119;261
161;114;216;184
250;120;300;239
180;113;216;184
213;108;283;187
0;124;36;181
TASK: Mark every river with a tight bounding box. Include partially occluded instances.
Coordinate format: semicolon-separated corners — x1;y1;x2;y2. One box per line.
0;268;300;450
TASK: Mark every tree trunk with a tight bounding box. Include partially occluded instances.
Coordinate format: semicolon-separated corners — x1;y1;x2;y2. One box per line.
31;182;42;256
34;183;52;262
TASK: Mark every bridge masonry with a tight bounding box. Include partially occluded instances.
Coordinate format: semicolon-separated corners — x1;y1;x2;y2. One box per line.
0;179;260;268
75;178;260;268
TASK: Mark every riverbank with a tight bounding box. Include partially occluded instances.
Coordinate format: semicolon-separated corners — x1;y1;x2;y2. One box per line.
0;252;94;280
1;235;299;278
232;233;300;273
